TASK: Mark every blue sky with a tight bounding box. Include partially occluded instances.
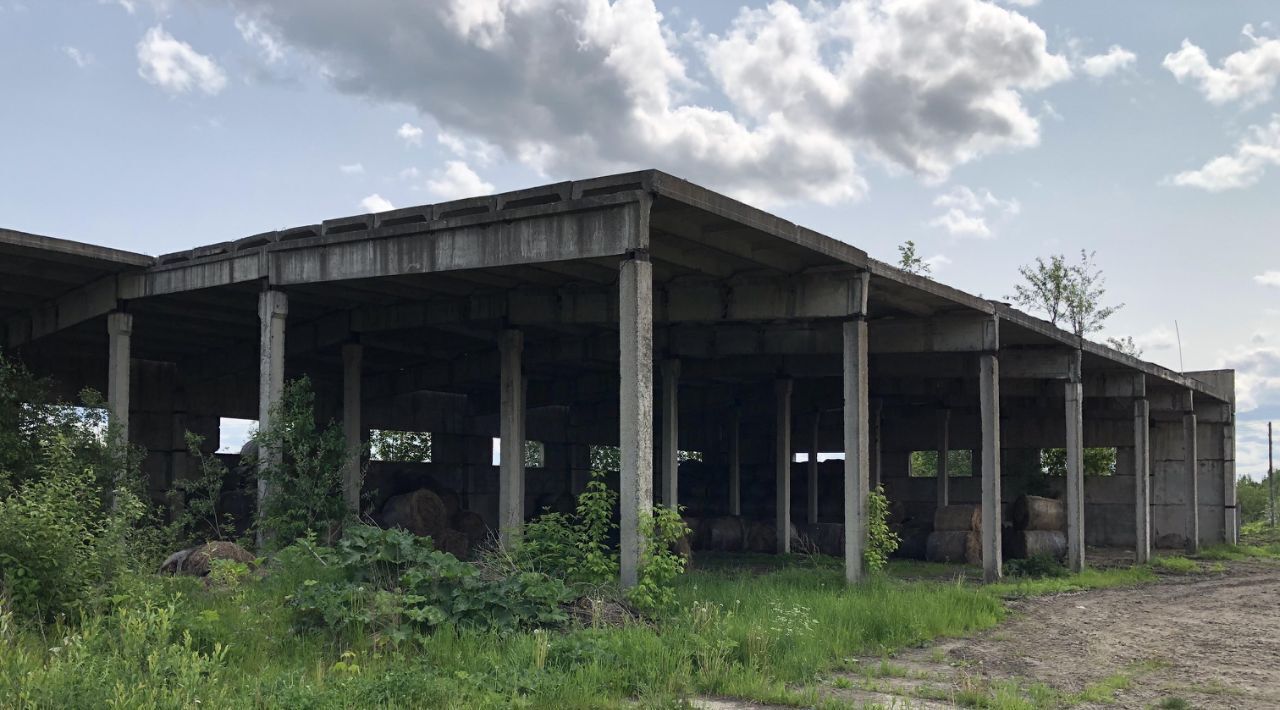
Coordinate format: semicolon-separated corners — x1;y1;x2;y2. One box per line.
3;0;1279;474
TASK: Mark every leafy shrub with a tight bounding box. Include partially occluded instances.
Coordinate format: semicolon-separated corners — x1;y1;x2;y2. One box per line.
251;376;353;549
515;470;619;588
864;485;900;572
284;525;570;639
627;504;690;612
1003;554;1069;579
167;431;239;546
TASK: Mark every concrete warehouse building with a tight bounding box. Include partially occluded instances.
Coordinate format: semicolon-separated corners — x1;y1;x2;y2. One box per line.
0;170;1236;585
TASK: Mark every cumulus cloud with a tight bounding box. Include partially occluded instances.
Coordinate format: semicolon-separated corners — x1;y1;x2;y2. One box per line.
1255;271;1280;287
236;13;286;63
360;193;394;212
136;26;227;95
426;161;495;200
338;163;364;175
926;186;1020;237
222;0;1071;205
1167;115;1280;191
1163;25;1280;106
1080;45;1136;78
63;46;93;68
438;130;501;166
397;122;424;146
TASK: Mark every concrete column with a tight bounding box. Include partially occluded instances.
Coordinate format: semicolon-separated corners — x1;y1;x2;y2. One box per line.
1183;401;1199;554
1064;372;1086;572
619;253;653;588
341;342;363;515
660;358;680;507
775;379;793;554
843;317;869;583
979;352;1002;583
936;409;950;507
257;289;288;546
498;329;525;548
106;312;133;448
807;411;820;525
870;401;883;489
1223;418;1237;544
728;406;741;516
1133;397;1152;563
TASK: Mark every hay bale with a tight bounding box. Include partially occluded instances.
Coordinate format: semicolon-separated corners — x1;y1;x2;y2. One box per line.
435;489;461;517
452;510;490;549
435;528;471;559
381;488;448;539
1006;530;1067;560
933;504;981;532
1012;495;1065;532
894;527;930;560
745;520;774;553
176;541;255;577
806;522;845;556
703;516;746;552
926;531;981;564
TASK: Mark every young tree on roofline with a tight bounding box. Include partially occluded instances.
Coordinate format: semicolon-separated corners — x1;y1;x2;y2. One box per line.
1012;250;1123;337
1105;335;1142;357
897;240;931;275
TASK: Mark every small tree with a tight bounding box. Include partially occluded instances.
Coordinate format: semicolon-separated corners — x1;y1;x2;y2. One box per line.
1105;335;1142;357
1012;250;1123;336
897;240;931;275
1011;254;1071;327
1065;250;1124;337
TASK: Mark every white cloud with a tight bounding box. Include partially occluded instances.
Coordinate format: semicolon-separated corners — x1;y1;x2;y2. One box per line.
923;254;952;272
397;122;424;146
1255;271;1280;287
100;0;136;13
63;46;93;68
136;26;227;96
338;163;364;175
1080;45;1136;78
1163;25;1280;105
1134;325;1177;353
360;193;394;212
1167;115;1280;192
426;161;495;200
438;130;501;166
223;0;1070;205
998;0;1038;6
236;13;286;64
399;167;421;180
926;186;1019;238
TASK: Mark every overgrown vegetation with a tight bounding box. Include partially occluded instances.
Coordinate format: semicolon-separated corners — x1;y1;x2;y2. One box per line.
864;485;900;571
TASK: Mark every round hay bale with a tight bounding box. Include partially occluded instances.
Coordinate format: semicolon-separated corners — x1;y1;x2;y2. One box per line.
703;516;746;552
926;531;980;564
806;522;845;556
452;510;490;549
1012;495;1065;532
1007;530;1067;560
180;541;255;577
893;527;929;560
381;488;448;539
933;504;981;532
435;528;471;559
745;520;775;553
435;489;461;517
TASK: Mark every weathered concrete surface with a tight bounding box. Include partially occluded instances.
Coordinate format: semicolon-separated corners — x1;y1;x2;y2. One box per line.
843;317;869;584
256;289;287;546
979;351;1002;583
619;253;653;589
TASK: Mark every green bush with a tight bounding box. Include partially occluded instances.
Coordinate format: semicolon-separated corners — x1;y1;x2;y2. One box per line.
515;470;619;588
864;485;900;572
1003;554;1068;579
167;431;239;546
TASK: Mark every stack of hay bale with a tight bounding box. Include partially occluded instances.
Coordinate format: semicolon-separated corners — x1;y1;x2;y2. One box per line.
1006;495;1067;560
380;487;483;559
926;504;981;564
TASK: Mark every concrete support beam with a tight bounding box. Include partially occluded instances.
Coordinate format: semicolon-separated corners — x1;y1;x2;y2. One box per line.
869;314;999;354
341;342;363;515
1065;359;1086;572
980;352;1003;583
728;407;741;516
807;411;820;525
1183;400;1199;554
843;316;870;583
1223;419;1237;544
619;253;653;588
257;289;288;546
106;312;133;448
1133;397;1152;563
936;409;950;507
775;379;793;554
498;329;525;548
660;358;680;507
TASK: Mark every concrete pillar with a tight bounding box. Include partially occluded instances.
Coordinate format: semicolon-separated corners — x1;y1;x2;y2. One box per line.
1133;397;1151;563
619;253;653;588
1223;418;1237;545
1064;370;1086;572
660;358;680;507
106;312;133;447
936;408;950;507
728;406;741;516
498;329;525;548
870;401;883;489
807;411;820;525
257;289;288;546
341;342;363;515
1183;399;1199;554
979;353;1002;583
775;379;793;554
843;317;869;583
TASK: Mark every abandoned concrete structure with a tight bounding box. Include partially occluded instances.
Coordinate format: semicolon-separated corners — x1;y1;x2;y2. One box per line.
1;170;1236;584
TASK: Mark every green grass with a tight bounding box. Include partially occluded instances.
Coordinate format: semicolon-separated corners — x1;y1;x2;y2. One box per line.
1195;542;1280;561
0;555;1166;708
1150;555;1199;573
